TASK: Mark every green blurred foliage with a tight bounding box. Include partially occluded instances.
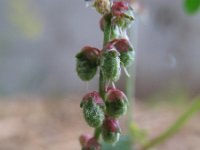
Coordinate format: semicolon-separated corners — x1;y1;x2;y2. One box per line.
129;122;148;145
184;0;200;14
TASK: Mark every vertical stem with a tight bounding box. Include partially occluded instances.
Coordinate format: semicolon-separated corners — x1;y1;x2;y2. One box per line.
94;13;112;140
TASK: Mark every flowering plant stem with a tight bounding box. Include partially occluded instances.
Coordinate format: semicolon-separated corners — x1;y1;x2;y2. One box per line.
141;96;200;150
95;14;112;141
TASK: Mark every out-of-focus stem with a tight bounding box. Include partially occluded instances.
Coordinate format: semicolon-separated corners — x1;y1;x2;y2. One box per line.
141;96;200;150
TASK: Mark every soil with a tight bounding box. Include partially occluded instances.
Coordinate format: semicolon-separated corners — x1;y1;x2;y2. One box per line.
0;96;199;150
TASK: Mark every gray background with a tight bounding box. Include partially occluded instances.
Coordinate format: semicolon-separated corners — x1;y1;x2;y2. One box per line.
0;0;200;97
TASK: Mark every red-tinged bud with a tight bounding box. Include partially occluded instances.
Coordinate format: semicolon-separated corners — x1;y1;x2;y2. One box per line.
111;1;129;17
81;91;104;107
83;137;101;150
80;91;105;128
77;46;100;64
113;38;135;67
105;88;128;118
111;1;134;29
102;117;121;144
105;38;135;67
113;38;133;52
79;134;92;147
76;46;100;81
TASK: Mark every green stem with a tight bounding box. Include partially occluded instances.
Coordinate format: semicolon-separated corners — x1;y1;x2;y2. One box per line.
95;13;112;141
94;127;102;140
141;96;200;150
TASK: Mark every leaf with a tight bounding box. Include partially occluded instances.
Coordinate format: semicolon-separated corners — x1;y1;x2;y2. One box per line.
184;0;200;14
102;135;133;150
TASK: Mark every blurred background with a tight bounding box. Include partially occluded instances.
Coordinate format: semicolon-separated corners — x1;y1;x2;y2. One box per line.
0;0;200;150
0;0;199;98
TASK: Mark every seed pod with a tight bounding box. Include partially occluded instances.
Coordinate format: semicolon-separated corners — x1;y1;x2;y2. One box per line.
76;46;100;81
83;137;101;150
100;49;121;82
93;0;110;15
105;88;128;118
81;91;105;128
102;117;121;144
113;38;135;67
111;1;134;29
79;134;92;147
120;51;135;67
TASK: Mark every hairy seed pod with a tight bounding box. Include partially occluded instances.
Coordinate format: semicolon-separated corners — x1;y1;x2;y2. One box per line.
111;1;134;29
113;38;135;67
100;49;121;82
102;117;121;144
105;88;128;118
81;91;105;128
82;137;101;150
120;50;135;67
76;46;100;81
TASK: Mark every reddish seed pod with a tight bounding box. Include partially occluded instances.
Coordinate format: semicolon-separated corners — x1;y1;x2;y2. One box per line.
76;46;100;81
105;88;128;118
104;38;135;67
81;91;104;107
78;46;100;64
112;38;135;67
82;137;101;150
79;134;92;147
113;38;133;52
102;117;121;144
81;91;105;128
111;1;134;29
111;1;129;17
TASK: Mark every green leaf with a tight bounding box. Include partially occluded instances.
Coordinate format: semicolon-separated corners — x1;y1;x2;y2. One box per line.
184;0;200;14
102;135;133;150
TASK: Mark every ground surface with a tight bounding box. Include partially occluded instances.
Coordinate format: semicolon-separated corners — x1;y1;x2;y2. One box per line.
0;96;199;150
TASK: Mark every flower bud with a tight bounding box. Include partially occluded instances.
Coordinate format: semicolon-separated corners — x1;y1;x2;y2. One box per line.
111;1;134;29
82;137;101;150
76;46;100;81
80;91;105;128
113;38;135;67
93;0;110;15
79;134;92;147
102;117;121;144
105;88;128;118
100;49;121;82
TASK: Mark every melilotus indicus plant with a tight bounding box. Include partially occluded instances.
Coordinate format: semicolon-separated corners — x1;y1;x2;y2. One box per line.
76;0;135;149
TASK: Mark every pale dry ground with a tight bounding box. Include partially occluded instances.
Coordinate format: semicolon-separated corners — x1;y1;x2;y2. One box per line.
0;96;199;150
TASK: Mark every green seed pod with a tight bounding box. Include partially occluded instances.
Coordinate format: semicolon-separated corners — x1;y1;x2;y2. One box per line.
100;49;121;82
120;50;135;67
81;91;105;128
76;46;100;81
105;88;128;118
112;38;135;67
102;117;121;144
111;1;134;29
